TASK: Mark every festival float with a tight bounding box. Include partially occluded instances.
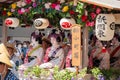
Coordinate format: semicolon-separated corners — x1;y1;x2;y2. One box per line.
0;0;120;80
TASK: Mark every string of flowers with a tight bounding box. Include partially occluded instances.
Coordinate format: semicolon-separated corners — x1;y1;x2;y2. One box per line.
1;0;82;27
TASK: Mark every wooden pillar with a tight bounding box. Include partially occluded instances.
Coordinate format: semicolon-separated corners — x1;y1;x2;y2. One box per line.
82;26;89;68
2;19;7;44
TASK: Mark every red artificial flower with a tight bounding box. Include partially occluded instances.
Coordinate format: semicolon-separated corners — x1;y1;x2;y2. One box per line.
51;3;57;9
25;0;32;4
96;8;101;14
81;15;87;22
90;12;96;20
93;5;96;9
69;10;75;15
2;11;7;16
86;21;91;27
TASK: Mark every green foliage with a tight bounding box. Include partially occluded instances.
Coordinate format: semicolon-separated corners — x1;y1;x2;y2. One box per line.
91;67;103;79
78;67;87;78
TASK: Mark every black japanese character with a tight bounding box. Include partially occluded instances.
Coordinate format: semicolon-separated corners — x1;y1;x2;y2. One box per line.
97;30;105;37
110;22;115;30
74;52;79;59
97;15;107;24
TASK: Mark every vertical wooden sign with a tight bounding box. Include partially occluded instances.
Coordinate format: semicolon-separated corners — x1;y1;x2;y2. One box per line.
72;24;81;66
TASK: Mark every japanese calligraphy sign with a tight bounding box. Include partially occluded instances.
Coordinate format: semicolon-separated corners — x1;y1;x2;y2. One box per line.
72;24;81;66
95;14;115;41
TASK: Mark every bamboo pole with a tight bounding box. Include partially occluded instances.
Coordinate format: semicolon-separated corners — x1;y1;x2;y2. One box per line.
2;19;8;44
82;26;89;68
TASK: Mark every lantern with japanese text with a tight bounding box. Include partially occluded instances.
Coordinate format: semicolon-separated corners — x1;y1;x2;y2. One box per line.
5;18;19;27
34;18;49;29
60;18;76;30
95;14;115;41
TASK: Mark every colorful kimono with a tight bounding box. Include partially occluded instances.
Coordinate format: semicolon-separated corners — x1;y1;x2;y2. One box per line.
23;45;44;67
66;50;72;68
4;70;19;80
43;46;64;68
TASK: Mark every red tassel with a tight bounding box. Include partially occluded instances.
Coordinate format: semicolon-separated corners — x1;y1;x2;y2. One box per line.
102;47;106;53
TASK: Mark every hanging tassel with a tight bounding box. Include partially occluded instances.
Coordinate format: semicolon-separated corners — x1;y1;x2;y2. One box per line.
102;47;107;53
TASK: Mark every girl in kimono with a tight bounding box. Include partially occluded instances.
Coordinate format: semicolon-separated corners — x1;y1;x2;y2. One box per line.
109;34;120;68
42;33;65;69
89;40;110;70
20;31;44;69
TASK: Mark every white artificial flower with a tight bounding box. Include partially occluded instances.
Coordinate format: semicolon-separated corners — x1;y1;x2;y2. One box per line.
16;1;22;7
45;3;51;9
32;0;35;2
60;0;65;3
21;1;26;7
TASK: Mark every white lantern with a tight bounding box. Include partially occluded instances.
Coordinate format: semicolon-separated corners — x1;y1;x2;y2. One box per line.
34;18;49;29
5;18;19;27
95;14;115;41
60;18;76;30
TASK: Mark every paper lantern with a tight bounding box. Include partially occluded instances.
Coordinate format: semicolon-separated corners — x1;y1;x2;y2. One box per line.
34;18;49;29
60;18;76;30
5;18;19;27
95;14;115;41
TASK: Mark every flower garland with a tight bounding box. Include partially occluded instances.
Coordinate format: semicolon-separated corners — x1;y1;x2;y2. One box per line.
1;0;81;27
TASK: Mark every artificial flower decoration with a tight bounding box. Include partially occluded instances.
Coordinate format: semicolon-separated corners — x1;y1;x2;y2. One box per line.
21;1;26;7
51;3;57;9
4;8;7;10
11;3;17;9
25;0;32;4
81;15;87;22
11;9;15;12
60;0;65;3
2;11;7;16
32;2;37;7
45;3;51;9
62;6;69;12
1;0;82;27
32;0;35;2
7;12;12;16
16;1;22;7
55;4;61;11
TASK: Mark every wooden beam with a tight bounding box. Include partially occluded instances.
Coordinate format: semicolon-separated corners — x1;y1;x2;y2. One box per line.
82;26;89;68
2;19;7;44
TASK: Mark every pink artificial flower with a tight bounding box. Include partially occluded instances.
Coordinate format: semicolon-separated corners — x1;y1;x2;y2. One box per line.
90;12;96;20
25;8;30;13
18;9;23;14
90;21;95;27
55;4;61;10
29;6;32;10
21;8;25;13
25;0;32;4
86;21;91;27
32;2;37;7
11;9;15;12
96;8;101;14
51;3;57;9
81;15;87;22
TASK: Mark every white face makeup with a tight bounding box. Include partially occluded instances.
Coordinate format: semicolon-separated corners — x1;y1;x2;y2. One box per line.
50;37;57;45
